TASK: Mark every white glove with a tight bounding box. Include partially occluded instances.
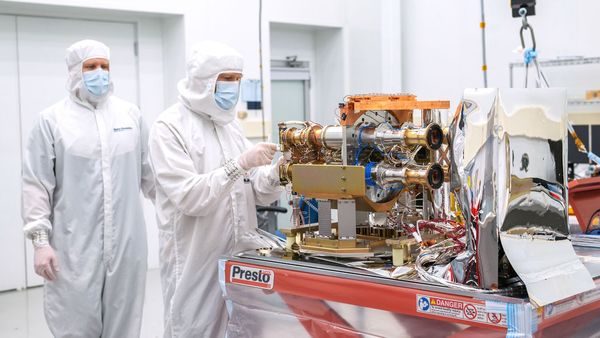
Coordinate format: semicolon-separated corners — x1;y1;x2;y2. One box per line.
34;246;59;281
237;142;277;170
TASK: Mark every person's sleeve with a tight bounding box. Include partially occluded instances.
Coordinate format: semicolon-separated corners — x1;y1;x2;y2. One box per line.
22;114;56;239
149;121;239;217
138;112;156;202
249;165;284;206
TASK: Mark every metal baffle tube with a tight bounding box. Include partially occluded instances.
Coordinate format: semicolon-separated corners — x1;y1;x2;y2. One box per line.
322;123;444;150
373;163;444;190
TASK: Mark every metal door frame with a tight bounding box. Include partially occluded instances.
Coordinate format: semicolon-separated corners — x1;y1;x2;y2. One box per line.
270;59;311;121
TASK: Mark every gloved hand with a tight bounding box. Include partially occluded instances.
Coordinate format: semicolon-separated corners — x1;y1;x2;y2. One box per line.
237;142;277;170
34;246;59;281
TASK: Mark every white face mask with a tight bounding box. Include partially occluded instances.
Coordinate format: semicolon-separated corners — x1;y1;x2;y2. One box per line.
83;68;111;97
214;81;240;111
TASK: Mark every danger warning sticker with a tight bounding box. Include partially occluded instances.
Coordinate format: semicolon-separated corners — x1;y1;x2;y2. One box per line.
416;294;506;327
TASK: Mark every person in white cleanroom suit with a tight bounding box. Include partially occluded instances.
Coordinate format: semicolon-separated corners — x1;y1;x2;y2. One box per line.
21;39;155;337
148;41;283;337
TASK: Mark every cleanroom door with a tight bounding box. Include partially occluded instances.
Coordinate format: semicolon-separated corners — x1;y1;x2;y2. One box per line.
16;16;138;287
0;15;27;292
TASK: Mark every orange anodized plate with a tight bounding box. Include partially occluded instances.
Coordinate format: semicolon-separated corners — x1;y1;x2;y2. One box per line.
339;94;450;126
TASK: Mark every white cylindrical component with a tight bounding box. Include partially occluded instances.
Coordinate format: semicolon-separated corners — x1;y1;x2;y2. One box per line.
321;125;344;149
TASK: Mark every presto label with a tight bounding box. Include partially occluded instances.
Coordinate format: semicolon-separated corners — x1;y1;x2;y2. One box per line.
230;265;274;290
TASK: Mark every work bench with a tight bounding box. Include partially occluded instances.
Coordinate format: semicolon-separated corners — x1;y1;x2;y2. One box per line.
220;246;600;337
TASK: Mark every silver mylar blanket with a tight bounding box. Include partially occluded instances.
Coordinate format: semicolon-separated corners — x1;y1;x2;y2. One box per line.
449;88;594;306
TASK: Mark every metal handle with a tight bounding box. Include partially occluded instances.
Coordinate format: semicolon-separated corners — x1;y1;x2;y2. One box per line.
520;23;536;51
256;206;288;214
519;7;536;51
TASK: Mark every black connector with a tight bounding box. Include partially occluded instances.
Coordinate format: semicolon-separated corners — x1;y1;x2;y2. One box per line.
511;0;536;18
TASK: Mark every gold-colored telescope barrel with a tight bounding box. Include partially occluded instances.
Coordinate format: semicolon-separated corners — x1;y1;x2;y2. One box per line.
372;163;444;190
278;122;324;151
279;122;444;151
279;163;293;185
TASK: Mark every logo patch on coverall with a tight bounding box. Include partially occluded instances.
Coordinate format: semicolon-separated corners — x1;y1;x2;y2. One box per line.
230;265;274;290
113;127;133;132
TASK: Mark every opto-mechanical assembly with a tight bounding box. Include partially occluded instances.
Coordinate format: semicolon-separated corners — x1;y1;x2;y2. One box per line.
277;94;455;261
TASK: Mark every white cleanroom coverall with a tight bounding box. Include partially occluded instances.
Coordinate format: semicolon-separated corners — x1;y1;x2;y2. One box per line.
21;39;155;337
148;41;283;338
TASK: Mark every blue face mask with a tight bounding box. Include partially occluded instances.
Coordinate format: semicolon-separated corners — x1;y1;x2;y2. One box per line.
83;68;110;97
214;81;240;111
